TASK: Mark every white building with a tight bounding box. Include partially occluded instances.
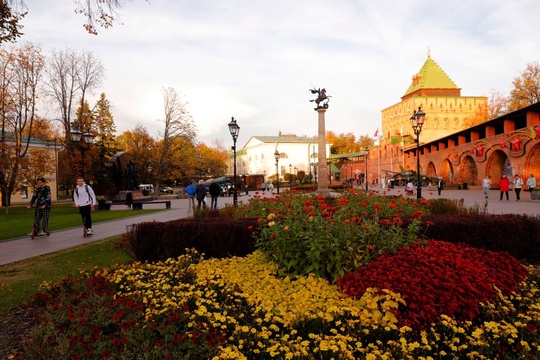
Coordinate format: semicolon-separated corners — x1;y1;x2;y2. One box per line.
232;135;332;182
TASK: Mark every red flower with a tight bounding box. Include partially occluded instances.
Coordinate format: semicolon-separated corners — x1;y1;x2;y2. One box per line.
247;225;254;230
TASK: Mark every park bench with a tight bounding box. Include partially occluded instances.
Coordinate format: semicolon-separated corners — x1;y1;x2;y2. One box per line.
132;200;171;210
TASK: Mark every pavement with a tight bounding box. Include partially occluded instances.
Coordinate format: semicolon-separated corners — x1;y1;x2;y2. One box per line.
1;187;538;266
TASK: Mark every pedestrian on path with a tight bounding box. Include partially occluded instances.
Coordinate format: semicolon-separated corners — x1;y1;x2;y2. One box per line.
482;175;492;199
195;180;207;208
186;180;196;209
27;177;51;236
208;179;220;210
499;174;510;201
513;174;523;201
73;177;98;235
437;178;443;196
527;174;536;195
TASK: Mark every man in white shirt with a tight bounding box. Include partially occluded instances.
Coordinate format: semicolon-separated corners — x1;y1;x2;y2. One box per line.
73;177;98;235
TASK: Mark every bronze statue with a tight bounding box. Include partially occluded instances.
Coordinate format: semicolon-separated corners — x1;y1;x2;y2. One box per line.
309;87;330;109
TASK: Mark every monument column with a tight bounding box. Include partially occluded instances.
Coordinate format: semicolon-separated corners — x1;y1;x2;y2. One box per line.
316;107;329;196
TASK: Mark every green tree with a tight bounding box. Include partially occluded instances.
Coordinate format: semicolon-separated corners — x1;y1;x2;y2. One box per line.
91;93;117;192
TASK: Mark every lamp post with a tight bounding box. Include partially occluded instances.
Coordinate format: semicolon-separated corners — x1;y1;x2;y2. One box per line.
274;150;280;194
147;165;153;194
364;147;369;191
410;106;426;199
228;116;240;207
70;126;94;178
289;163;292;189
197;155;204;180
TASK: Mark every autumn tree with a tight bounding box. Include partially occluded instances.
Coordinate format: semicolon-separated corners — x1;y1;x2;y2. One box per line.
154;87;196;192
116;124;156;184
508;61;540;111
45;49;104;190
0;0;26;44
44;48;104;149
1;0;127;40
487;89;508;120
0;42;44;207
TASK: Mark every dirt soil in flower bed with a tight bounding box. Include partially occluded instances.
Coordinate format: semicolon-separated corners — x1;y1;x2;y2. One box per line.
0;304;38;358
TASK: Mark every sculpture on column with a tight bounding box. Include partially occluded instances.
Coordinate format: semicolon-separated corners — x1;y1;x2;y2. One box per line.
309;87;331;109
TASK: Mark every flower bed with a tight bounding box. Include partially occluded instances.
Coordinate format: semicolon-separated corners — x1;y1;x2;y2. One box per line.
17;190;540;359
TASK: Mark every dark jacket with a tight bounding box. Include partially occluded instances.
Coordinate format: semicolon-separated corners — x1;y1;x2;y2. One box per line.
195;184;207;201
29;185;51;209
209;182;221;197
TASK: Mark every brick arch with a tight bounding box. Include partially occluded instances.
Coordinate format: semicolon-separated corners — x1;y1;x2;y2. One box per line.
486;150;508;184
525;142;540;177
440;159;454;183
426;162;437;177
461;155;478;185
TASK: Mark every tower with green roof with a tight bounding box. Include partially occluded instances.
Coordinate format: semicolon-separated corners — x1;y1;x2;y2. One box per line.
381;54;487;147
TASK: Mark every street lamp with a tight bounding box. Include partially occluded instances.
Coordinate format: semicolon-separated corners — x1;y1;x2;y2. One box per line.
147;165;153;193
364;147;369;191
228;116;240;207
410;106;426;199
274;149;280;194
197;155;204;180
289;163;292;188
70;126;94;177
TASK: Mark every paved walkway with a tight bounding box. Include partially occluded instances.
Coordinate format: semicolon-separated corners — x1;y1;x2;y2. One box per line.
1;188;537;266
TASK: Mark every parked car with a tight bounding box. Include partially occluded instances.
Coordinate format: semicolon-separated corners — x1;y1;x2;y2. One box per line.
160;186;173;194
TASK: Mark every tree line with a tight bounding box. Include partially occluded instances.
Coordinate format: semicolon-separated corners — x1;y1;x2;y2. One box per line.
0;43;227;207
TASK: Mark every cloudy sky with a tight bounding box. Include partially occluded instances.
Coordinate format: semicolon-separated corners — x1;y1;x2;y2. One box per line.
20;0;539;148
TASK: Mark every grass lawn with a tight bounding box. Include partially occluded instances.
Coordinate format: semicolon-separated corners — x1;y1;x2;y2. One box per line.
0;235;132;315
0;203;161;242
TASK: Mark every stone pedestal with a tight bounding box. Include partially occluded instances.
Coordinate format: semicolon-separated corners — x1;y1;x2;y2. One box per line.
316;108;329;196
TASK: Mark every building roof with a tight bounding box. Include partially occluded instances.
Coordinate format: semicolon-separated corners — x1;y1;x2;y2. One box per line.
402;55;459;97
251;135;319;144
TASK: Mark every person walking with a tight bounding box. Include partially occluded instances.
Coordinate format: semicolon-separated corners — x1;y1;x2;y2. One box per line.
261;181;266;192
27;177;52;236
195;180;207;208
268;181;274;194
498;174;510;201
513;174;523;201
73;177;98;235
208;179;220;210
125;191;133;209
527;174;536;196
186;180;196;209
482;175;492;199
437;177;443;196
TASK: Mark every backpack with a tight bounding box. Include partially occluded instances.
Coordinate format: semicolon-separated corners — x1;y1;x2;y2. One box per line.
74;184;93;202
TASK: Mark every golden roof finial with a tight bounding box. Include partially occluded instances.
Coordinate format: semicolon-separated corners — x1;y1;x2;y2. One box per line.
427;46;431;58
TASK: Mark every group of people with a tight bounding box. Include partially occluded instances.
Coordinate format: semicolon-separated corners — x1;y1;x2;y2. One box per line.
185;179;221;210
28;176;98;238
259;181;274;193
482;173;536;201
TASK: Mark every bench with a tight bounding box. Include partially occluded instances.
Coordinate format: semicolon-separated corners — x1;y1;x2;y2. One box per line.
132;200;171;210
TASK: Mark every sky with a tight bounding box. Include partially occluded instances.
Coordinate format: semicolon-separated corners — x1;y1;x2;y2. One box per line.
19;0;540;149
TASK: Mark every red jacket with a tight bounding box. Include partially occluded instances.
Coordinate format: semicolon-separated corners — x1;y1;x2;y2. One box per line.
499;177;511;192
